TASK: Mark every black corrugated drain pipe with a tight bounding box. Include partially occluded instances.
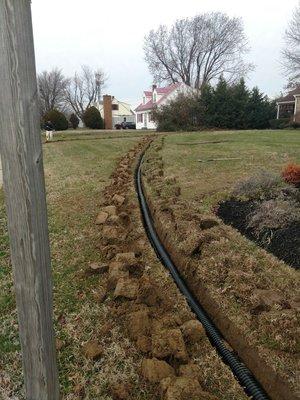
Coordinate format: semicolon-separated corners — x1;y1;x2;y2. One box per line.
135;151;269;400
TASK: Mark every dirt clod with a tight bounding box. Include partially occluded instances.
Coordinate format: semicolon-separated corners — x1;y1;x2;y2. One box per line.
141;358;175;383
82;340;103;360
152;328;188;362
102;225;119;242
102;205;117;216
160;376;208;400
136;335;152;353
113;194;126;206
108;261;129;289
95;211;109;225
114;277;139;299
178;363;201;379
180;320;206;344
128;309;151;340
110;382;132;399
138;276;162;306
115;252;137;267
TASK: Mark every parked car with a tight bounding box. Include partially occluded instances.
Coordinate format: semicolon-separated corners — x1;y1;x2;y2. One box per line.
115;121;136;130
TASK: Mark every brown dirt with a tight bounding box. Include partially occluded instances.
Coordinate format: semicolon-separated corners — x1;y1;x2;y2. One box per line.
85;136;248;399
142;138;300;400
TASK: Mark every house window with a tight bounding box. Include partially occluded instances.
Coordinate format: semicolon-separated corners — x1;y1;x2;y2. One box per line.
112;104;119;111
148;113;153;122
137;113;143;123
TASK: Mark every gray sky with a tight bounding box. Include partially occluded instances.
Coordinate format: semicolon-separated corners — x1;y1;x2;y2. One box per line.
31;0;298;107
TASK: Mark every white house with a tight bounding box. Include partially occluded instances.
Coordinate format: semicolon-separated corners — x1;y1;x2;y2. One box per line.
135;83;193;129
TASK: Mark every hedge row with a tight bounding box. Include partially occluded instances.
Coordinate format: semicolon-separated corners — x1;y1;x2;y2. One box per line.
42;107;103;131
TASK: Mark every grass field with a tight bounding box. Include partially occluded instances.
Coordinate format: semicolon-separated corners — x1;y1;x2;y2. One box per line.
1;129;299;399
0;131;250;400
0;136;145;398
161;129;300;211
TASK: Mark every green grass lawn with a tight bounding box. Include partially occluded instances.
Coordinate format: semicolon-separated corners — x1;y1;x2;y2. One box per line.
1;129;299;398
0;136;146;398
161;129;300;211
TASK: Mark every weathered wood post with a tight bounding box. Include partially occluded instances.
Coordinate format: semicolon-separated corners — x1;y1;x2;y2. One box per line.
0;1;59;398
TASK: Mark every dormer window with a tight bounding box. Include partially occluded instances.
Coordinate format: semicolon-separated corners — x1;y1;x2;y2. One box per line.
143;96;146;104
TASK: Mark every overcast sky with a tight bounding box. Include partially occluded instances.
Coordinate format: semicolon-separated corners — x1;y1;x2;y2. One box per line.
31;0;298;107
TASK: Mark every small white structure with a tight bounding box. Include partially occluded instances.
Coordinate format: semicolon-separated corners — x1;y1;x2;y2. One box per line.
97;96;135;127
135;83;192;129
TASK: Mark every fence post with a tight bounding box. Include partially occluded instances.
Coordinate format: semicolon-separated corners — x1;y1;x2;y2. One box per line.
0;1;59;398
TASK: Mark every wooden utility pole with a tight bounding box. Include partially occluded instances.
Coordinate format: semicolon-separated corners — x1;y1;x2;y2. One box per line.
0;1;59;398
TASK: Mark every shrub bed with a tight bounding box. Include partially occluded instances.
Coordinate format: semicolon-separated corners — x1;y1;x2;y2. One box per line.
217;169;300;268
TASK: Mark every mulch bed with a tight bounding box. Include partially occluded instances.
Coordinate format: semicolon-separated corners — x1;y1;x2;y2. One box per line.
216;199;300;269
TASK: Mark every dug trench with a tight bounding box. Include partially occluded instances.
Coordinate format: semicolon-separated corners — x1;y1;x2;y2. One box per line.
87;136;250;400
140;138;300;400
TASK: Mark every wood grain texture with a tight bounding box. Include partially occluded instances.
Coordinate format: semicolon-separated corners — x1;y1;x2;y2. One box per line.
0;1;59;398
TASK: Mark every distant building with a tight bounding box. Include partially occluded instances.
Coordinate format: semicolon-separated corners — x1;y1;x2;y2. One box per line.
276;87;300;121
135;83;193;130
96;96;135;129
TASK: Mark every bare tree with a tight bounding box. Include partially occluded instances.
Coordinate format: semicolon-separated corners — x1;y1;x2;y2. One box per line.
144;12;252;90
64;65;108;119
38;68;69;115
282;3;300;86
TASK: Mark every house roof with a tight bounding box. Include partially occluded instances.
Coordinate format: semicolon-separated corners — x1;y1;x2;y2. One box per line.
276;87;300;103
136;83;182;112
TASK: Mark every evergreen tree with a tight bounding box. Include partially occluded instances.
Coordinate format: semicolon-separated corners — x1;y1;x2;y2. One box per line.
83;106;103;129
230;78;249;129
200;84;215;127
246;88;276;129
43;109;68;131
210;77;232;128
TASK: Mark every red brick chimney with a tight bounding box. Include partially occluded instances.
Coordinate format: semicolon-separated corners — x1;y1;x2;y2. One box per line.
103;95;112;130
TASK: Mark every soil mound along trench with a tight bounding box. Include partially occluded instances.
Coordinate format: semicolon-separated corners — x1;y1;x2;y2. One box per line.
135;147;269;400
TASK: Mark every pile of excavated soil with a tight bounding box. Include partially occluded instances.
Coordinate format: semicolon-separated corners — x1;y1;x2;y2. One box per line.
141;137;300;400
217;199;300;269
86;136;248;400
